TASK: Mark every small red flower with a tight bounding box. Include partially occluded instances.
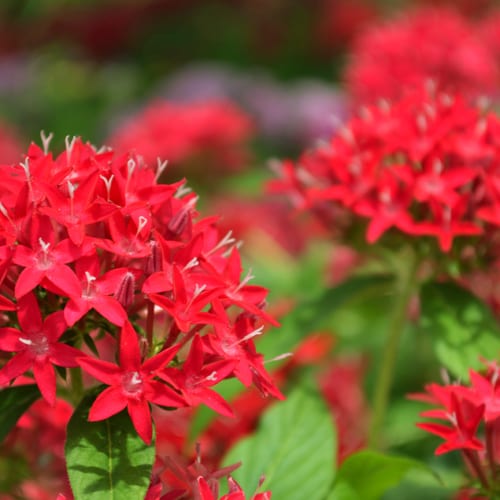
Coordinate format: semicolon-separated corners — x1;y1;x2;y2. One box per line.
0;293;80;405
78;321;185;444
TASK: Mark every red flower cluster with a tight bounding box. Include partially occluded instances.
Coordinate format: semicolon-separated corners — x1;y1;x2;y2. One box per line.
344;7;499;103
0;136;281;445
108;100;254;175
269;86;500;252
153;446;271;500
412;362;500;493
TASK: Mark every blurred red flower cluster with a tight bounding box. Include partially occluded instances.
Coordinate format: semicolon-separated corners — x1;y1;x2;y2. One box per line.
108;100;254;176
270;86;500;252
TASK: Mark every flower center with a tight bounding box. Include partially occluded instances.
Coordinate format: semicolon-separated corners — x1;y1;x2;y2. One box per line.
19;334;50;356
121;371;144;397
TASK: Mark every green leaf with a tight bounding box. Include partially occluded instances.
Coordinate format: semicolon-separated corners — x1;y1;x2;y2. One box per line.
330;451;440;500
0;384;39;442
222;386;336;500
65;390;156;500
259;273;395;358
419;281;500;379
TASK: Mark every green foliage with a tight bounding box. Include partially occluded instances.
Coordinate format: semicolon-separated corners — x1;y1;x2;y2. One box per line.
329;451;441;500
222;386;336;500
419;281;500;379
0;385;39;442
65;390;156;500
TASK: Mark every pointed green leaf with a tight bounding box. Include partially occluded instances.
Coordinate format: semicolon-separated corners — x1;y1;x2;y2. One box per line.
419;281;500;379
222;387;336;500
330;451;440;500
0;384;39;442
65;390;156;500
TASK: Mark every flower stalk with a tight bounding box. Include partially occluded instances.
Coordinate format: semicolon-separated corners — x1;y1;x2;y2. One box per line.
369;247;418;449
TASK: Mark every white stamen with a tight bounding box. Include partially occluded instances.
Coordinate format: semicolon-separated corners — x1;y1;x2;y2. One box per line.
65;136;77;162
38;237;50;253
267;158;283;177
207;230;236;256
127;158;136;178
193;283;207;297
155;158;169;181
85;271;96;284
0;202;9;218
100;174;114;201
67;180;76;199
265;352;293;363
183;257;199;271
174;184;193;199
228;326;265;348
40;130;53;155
205;371;218;382
136;216;148;236
19;158;30;179
19;337;33;346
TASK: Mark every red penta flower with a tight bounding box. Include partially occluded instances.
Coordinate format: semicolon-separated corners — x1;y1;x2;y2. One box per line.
269;86;500;252
345;7;499;104
0;133;280;451
0;293;80;405
78;321;185;444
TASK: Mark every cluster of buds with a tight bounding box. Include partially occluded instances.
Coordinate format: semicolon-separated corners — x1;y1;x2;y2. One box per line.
108;100;254;174
412;362;500;497
269;85;500;253
0;135;281;448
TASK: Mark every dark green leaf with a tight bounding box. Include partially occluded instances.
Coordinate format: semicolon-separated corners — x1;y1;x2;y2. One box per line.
330;451;440;500
0;384;39;442
65;390;156;500
222;386;336;500
83;333;99;356
419;281;500;379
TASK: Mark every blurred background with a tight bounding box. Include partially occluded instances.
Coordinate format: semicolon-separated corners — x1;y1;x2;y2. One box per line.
0;0;487;155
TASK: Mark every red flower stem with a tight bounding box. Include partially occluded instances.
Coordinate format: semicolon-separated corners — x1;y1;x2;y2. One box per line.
146;300;154;353
369;248;417;449
463;449;490;491
486;422;497;482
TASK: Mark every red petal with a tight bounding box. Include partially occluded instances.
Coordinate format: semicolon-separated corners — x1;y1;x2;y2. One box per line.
46;265;81;297
142;344;181;372
127;398;152;444
50;343;81;367
43;311;67;341
0;327;25;351
119;322;142;371
33;359;56;406
93;296;127;327
15;267;44;298
17;293;42;332
147;380;185;408
89;386;127;421
64;298;90;327
0;350;33;384
78;356;121;384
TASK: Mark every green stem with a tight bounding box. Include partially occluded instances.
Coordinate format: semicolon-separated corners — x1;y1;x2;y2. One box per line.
70;367;84;405
369;249;418;449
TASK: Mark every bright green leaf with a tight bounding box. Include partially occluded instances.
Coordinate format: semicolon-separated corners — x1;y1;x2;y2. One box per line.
222;387;336;500
65;390;156;500
419;281;500;379
331;450;440;500
0;384;39;442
